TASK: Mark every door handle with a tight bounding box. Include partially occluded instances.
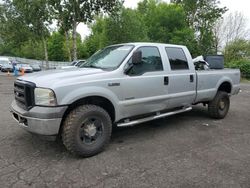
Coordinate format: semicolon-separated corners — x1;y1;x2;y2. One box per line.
190;75;194;82
164;76;169;85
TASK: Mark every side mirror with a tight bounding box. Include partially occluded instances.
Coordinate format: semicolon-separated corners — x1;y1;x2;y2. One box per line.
132;50;142;64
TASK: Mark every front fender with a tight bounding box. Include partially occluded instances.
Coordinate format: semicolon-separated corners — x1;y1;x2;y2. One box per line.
57;86;121;121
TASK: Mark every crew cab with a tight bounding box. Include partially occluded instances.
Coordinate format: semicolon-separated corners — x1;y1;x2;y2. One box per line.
10;43;241;157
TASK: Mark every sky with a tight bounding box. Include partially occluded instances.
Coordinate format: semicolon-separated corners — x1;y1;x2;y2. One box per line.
77;0;250;39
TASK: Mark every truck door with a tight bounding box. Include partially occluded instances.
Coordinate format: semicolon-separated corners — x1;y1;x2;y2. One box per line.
165;47;196;108
120;46;169;118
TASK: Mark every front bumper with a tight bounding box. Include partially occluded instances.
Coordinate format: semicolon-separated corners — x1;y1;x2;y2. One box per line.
10;101;67;136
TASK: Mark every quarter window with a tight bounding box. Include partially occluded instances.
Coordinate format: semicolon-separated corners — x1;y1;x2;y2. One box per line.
127;46;163;75
165;47;189;70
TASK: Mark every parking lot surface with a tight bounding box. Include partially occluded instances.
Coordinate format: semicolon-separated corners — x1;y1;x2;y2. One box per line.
0;74;250;188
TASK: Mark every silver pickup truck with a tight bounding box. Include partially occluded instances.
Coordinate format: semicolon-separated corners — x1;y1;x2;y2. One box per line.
10;43;241;157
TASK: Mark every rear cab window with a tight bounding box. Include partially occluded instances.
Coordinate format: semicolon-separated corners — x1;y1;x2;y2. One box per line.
165;47;189;70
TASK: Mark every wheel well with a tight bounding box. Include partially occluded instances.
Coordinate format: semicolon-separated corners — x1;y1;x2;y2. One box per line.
58;96;115;137
63;96;115;122
218;82;231;93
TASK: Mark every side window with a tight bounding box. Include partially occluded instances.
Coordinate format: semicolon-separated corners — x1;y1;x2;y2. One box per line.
165;47;189;70
127;46;163;75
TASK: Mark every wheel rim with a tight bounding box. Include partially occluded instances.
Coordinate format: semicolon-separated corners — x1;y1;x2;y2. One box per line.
79;116;104;145
219;100;225;110
218;97;228;112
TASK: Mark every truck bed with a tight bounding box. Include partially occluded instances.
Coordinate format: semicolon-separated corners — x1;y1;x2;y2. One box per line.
195;68;241;103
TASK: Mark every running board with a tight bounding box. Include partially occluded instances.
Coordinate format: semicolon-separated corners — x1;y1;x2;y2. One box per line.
117;107;192;127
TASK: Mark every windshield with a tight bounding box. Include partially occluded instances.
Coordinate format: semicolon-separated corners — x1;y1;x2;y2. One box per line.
80;45;134;70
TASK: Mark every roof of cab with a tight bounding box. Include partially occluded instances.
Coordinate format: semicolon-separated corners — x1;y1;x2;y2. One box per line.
109;42;186;48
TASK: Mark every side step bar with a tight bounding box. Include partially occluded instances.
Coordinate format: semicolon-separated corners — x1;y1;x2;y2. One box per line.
117;107;192;127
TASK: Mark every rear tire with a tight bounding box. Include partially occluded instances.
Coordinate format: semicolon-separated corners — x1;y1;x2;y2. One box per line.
208;91;230;119
62;105;112;157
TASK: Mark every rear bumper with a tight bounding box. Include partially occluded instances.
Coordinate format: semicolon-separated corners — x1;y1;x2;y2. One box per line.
10;101;67;136
231;84;241;95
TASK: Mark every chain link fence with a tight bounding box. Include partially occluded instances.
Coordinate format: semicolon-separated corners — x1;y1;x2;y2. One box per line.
2;56;71;70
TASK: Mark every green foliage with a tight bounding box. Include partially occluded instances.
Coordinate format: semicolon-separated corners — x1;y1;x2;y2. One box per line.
140;2;186;42
48;32;66;61
224;39;250;62
85;17;109;55
12;0;51;37
224;39;250;79
226;60;250;78
18;40;44;60
49;0;122;60
49;0;122;24
172;0;227;55
138;0;198;55
47;32;89;61
0;0;231;61
105;8;149;44
0;2;37;56
77;42;89;60
85;1;197;56
85;8;149;56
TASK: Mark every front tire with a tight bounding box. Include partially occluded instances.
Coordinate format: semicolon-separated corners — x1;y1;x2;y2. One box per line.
208;91;230;119
62;105;112;157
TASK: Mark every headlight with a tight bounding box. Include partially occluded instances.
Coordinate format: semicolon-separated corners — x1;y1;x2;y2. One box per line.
34;88;57;106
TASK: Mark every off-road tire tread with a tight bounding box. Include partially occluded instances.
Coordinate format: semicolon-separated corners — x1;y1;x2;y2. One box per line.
62;105;112;157
208;91;230;119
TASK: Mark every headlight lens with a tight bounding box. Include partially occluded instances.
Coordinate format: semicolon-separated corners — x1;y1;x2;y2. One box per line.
34;88;57;106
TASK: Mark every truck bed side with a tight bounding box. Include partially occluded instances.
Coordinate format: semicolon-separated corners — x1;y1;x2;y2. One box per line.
195;69;241;103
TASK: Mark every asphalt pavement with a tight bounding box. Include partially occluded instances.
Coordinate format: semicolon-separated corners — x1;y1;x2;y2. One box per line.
0;74;250;188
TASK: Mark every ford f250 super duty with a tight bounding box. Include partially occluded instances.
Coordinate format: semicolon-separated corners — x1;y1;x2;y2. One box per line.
10;43;241;157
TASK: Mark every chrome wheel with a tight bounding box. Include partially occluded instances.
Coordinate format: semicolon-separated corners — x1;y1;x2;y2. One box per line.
79;117;104;145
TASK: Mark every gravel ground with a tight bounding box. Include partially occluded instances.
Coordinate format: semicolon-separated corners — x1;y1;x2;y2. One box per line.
0;74;250;188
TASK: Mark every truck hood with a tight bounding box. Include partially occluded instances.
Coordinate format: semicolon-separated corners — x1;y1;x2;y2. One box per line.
18;68;105;88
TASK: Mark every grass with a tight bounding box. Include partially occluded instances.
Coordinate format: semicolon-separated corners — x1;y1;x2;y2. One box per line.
241;78;250;83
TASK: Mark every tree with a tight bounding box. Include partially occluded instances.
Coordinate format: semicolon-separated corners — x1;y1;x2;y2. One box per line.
48;32;66;61
214;12;250;52
49;0;73;61
84;17;108;55
171;0;227;54
224;39;250;62
4;0;52;68
138;0;197;55
49;0;122;61
105;8;149;45
85;7;149;55
0;1;37;56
